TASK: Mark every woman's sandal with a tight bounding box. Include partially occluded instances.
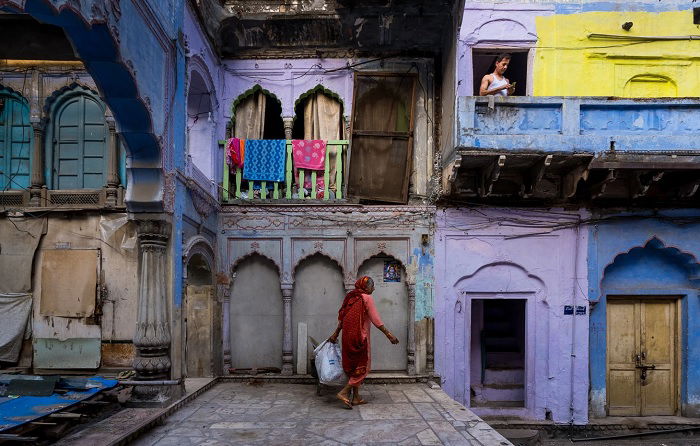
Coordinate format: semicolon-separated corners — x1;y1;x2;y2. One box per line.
336;393;353;410
352;399;367;406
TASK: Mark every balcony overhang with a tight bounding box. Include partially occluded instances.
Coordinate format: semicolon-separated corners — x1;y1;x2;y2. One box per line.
442;150;700;206
442;96;700;206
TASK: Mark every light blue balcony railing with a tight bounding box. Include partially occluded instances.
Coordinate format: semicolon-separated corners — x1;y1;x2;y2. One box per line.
449;96;700;162
220;140;348;202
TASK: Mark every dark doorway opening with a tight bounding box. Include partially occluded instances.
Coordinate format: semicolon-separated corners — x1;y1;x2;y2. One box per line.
472;50;528;96
471;299;526;408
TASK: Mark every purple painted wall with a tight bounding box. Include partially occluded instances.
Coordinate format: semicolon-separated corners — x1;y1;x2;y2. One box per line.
435;208;589;424
456;2;553;97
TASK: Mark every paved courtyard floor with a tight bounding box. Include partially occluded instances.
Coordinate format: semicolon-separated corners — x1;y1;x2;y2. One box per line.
132;382;513;445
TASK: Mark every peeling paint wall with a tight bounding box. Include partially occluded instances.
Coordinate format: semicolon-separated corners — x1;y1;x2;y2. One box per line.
588;211;700;418
435;208;589;424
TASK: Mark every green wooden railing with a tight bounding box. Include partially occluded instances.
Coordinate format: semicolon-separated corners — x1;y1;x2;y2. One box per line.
220;140;348;202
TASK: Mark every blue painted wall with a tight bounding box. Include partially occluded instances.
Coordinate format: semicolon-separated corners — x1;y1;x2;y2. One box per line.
588;212;700;417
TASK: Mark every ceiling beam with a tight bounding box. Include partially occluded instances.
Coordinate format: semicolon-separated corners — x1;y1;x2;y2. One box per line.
522;154;553;197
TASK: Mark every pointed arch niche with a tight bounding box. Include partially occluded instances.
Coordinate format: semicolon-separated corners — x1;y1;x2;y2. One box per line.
292;253;345;374
356;254;412;373
229;253;283;370
449;262;548;420
230;85;284;140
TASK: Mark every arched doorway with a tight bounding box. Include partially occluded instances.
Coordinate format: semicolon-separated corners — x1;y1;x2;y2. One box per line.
292;254;345;374
230;254;283;371
185;253;215;377
357;255;408;372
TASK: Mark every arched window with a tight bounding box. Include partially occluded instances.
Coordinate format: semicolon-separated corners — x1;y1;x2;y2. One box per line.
231;86;284;139
187;70;215;179
624;74;677;98
0;90;31;191
50;91;108;189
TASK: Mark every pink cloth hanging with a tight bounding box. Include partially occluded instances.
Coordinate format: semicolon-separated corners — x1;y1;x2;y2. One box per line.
292;140;326;193
226;138;244;169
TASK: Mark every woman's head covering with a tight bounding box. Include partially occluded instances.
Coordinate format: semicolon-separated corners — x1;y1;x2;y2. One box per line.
354;276;374;293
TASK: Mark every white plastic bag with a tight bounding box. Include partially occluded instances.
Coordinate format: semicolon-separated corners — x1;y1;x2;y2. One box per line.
314;340;347;386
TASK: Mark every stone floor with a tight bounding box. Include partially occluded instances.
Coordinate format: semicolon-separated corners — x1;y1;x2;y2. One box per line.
132;382;513;445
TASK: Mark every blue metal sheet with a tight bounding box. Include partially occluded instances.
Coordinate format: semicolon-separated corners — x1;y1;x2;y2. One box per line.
0;376;117;432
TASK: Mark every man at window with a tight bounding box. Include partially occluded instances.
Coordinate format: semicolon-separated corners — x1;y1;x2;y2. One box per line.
479;53;516;96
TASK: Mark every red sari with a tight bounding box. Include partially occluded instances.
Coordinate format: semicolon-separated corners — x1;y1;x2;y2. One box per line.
338;277;384;386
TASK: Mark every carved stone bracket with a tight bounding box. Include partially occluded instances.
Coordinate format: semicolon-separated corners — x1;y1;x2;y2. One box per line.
281;287;294;375
29;121;44;206
133;219;172;380
283;117;293;140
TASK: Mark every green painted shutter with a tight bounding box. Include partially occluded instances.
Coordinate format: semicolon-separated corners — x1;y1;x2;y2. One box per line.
54;95;107;189
0;95;31;191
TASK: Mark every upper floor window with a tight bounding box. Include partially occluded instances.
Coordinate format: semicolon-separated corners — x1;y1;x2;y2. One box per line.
187;70;215;180
233;87;284;139
49;92;108;190
348;73;416;203
473;49;529;96
0;91;31;191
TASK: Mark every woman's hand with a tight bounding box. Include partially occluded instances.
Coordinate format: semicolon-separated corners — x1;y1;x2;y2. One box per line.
328;333;338;344
387;333;399;344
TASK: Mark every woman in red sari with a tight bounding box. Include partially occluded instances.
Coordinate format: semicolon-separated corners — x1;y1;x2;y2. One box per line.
328;276;399;409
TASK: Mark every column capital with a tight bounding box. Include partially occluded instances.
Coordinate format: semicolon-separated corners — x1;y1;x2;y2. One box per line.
282;116;294;140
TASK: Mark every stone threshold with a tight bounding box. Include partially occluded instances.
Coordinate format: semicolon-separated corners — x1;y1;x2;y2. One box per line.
484;416;700;432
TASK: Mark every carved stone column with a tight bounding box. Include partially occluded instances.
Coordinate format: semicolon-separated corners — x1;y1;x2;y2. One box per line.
344;283;355;295
222;287;232;371
426;317;434;374
283;117;294;140
133;219;172;380
281;286;293;375
407;283;417;375
105;117;120;207
29;121;44;206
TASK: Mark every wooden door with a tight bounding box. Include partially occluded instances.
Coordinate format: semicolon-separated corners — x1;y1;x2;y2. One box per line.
186;285;213;377
607;298;678;416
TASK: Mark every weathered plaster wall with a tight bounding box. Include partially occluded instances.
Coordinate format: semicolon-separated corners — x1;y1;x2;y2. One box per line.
221;58;435;199
435;208;589;424
588;211;700;417
220;205;435;374
30;214;138;367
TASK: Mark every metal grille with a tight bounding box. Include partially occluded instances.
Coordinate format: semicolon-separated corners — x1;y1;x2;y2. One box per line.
0;194;23;206
49;192;100;205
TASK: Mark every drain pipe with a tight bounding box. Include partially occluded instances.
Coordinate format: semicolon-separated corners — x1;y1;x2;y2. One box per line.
569;216;581;426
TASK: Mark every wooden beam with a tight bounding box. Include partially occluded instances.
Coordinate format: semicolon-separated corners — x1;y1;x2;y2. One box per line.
590;169;617;199
522;154;553;197
479;155;506;197
632;171;664;198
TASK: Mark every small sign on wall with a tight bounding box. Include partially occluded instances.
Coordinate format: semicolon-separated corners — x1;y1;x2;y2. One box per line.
564;305;587;315
383;260;401;282
564;305;574;315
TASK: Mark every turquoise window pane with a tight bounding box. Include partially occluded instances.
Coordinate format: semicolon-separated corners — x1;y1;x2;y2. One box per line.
0;94;31;191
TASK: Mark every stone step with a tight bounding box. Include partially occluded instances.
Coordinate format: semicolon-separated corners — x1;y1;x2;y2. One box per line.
484;367;524;385
472;400;525;408
220;373;434;385
480;383;524;402
486;352;524;368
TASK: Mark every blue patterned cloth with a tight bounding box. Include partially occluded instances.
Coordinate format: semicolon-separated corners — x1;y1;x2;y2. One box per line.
242;139;287;182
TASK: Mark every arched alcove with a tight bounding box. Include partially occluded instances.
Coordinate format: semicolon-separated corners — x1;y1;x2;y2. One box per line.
624;74;677;98
230;254;283;370
357;255;409;372
292;253;345;374
230;85;284;139
184;251;215;377
187;70;215;180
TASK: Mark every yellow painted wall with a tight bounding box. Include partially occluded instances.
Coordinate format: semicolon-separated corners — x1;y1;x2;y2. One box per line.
533;10;700;97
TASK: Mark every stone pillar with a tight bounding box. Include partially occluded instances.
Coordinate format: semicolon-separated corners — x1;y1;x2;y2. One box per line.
29;121;44;206
344;283;355;295
283;117;293;140
281;286;293;375
105;118;120;207
343;116;351;140
407;284;417;375
426;317;434;374
133;219;172;380
222;287;232;371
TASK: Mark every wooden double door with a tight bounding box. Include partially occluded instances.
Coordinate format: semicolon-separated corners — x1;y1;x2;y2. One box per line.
607;298;680;416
